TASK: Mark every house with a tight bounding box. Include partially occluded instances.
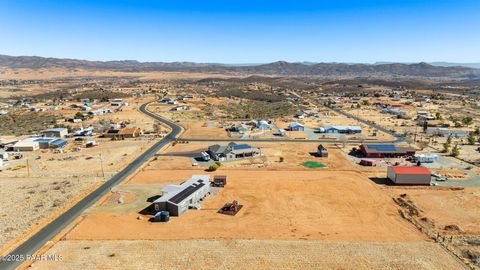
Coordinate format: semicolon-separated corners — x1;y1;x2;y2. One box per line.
387;166;431;185
0;150;9;160
289;122;305;131
207;142;261;161
414;154;439;163
160;98;178;105
426;128;469;138
111;101;128;106
13;141;40;151
170;105;191;111
254;120;271;130
381;108;405;115
49;139;68;149
317;144;328;157
417;111;428;116
79;105;91;111
274;129;286;136
360;143;416;158
75;128;93;136
317;125;362;134
20;137;67;149
227;124;249;134
42;128;68;138
294;113;305;119
418;115;435;121
88;108;113;116
104;128;143;139
151;175;211;216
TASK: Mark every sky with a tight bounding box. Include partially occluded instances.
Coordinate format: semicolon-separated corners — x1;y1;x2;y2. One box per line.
0;0;479;63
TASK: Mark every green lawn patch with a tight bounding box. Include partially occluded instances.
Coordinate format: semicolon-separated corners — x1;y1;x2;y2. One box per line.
302;161;327;168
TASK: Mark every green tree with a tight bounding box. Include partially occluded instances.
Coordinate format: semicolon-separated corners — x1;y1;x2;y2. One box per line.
468;132;476;145
446;135;452;145
450;144;460;157
462;116;473;126
435;112;442;120
74;112;85;120
442;142;450;153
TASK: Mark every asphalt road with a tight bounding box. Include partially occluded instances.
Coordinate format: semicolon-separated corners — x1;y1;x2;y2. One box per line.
0;102;183;270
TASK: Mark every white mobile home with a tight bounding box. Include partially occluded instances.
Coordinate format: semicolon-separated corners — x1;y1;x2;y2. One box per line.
152;175;211;216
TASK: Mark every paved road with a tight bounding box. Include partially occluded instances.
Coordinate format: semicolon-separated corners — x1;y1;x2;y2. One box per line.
181;137;396;143
0;102;183;270
328;107;405;143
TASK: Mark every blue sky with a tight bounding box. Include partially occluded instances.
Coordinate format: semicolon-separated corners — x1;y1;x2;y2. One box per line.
0;0;479;63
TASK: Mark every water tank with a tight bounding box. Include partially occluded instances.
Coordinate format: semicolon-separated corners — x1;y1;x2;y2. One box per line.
159;211;170;222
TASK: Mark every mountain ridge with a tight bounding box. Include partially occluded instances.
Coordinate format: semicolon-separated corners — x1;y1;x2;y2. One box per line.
1;54;479;80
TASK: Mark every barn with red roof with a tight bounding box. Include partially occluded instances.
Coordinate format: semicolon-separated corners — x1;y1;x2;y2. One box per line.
387;166;431;185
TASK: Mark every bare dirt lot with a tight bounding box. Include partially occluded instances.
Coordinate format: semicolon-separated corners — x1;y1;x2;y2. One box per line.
389;187;480;235
66;169;423;242
30;239;464;270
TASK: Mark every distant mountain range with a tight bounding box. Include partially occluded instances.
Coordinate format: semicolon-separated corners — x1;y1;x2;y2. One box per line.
1;54;480;80
375;61;480;69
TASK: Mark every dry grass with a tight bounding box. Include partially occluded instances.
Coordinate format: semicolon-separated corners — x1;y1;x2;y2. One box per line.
29;239;464;270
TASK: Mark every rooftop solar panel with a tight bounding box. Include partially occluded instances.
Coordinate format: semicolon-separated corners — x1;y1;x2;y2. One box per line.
169;183;205;204
232;144;252;150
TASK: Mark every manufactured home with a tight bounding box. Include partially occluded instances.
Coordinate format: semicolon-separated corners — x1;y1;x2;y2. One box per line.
152;175;211;216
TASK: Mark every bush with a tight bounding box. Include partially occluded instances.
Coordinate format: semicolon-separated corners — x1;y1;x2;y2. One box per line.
208;163;220;172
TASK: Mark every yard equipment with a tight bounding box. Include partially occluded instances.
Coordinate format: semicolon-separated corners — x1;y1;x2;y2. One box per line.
218;200;243;216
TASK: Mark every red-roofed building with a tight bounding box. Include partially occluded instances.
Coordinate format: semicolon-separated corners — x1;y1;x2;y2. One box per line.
387;166;431;185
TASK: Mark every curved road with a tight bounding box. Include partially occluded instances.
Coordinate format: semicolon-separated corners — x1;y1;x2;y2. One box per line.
0;102;183;270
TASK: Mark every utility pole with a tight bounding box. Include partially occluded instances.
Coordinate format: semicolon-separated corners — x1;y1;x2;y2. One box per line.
99;153;105;179
26;156;30;177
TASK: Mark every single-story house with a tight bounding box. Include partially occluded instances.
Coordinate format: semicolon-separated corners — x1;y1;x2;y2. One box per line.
317;125;362;134
0;150;9;160
254;120;271;130
387;166;431;185
111;101;128;106
104;128;143;139
42;128;68;138
381;108;405;115
152;175;211;216
414;154;439;163
207;142;261;161
88;108;113;116
79;105;91;111
360;143;416;158
227;124;249;133
426;128;469;138
418;115;435;121
274;129;286;136
289;122;305;131
13;141;40;151
294;113;305;119
317;144;328;157
170;105;191;111
21;137;68;149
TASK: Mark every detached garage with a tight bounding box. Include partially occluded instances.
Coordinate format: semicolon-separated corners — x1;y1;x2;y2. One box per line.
387;166;431;185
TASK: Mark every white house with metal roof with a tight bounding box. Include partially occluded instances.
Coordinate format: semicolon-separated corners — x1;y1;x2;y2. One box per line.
316;125;362;134
152;175;211;216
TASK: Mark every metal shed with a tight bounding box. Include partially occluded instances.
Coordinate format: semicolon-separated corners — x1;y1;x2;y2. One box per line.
387;166;431;185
